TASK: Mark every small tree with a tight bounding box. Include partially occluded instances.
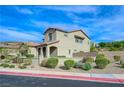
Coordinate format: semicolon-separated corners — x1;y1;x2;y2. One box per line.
19;43;29;56
90;43;97;52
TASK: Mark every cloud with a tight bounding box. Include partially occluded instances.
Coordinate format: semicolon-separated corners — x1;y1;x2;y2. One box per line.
39;5;97;13
0;26;43;42
96;31;124;42
15;6;33;14
31;20;90;34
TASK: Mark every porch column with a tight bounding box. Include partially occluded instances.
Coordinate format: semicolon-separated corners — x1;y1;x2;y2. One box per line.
46;46;50;58
38;47;43;64
40;47;43;58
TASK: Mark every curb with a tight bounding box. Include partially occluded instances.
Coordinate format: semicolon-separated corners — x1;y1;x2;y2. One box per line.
0;71;124;84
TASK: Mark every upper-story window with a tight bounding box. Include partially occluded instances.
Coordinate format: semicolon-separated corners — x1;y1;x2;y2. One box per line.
64;33;68;37
48;33;53;41
75;37;83;44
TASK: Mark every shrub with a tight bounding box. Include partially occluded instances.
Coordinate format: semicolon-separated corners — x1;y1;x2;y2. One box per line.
23;59;32;66
40;58;48;67
6;55;16;60
109;47;118;51
0;64;2;67
0;55;5;59
95;58;109;69
9;65;15;68
26;54;34;58
82;63;92;71
18;64;27;69
121;63;124;68
12;58;18;63
83;57;94;64
113;55;121;61
120;60;124;65
120;60;124;68
74;62;84;68
46;58;58;68
4;59;10;63
0;63;9;68
96;54;105;59
64;60;75;69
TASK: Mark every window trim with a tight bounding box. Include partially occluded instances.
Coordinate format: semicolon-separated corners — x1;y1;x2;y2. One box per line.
75;37;83;44
48;33;53;41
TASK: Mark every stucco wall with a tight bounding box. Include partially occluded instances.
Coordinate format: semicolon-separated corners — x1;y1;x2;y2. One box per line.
29;47;37;57
55;30;90;57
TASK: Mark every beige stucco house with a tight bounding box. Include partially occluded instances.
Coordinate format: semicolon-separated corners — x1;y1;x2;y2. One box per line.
0;28;91;59
35;28;91;59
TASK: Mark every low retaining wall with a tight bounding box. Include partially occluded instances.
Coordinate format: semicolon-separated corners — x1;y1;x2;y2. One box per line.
73;52;98;58
100;51;124;61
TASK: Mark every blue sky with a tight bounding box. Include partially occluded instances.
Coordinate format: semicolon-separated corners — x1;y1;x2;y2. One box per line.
0;5;124;42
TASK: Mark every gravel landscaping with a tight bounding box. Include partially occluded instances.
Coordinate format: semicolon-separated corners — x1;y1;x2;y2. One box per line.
29;59;124;74
0;57;124;74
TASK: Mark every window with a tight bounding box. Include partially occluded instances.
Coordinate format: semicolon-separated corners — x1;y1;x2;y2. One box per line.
48;33;53;41
64;33;68;37
75;37;83;44
74;49;77;52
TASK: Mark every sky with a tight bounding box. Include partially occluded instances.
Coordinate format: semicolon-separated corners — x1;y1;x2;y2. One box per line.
0;5;124;43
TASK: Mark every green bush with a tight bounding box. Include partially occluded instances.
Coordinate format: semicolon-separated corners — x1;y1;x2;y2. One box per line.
13;57;23;64
74;62;84;68
113;55;121;61
46;58;58;68
26;54;34;58
82;63;92;71
109;47;119;51
6;55;16;60
4;59;10;63
121;63;124;68
64;60;75;69
120;60;124;65
0;63;9;68
96;54;105;59
0;64;2;66
23;59;32;66
9;65;15;68
18;65;27;69
40;58;48;67
120;60;124;68
84;57;94;64
95;58;109;69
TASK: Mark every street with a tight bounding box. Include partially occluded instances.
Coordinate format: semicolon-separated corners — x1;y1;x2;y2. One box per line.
0;74;124;87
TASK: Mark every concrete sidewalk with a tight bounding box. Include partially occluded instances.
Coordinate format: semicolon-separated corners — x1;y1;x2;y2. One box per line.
0;68;124;84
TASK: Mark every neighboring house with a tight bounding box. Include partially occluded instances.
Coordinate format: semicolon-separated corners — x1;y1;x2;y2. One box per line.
36;28;91;58
0;42;21;56
0;42;39;57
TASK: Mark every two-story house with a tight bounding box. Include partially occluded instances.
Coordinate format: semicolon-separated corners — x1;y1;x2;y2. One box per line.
36;28;91;58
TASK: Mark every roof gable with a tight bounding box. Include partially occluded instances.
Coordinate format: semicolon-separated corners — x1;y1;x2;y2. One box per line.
44;28;90;40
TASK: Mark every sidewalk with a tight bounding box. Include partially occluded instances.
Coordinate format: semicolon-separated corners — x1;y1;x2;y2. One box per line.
0;68;124;84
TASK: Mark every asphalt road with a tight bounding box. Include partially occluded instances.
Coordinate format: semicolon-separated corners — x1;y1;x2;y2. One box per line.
0;75;124;87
